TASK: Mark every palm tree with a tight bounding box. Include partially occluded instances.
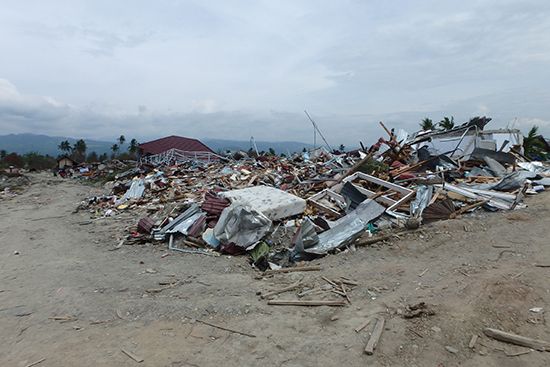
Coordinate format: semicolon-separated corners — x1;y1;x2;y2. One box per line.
111;144;119;159
128;138;139;158
439;116;455;130
420;118;434;131
58;140;72;155
117;135;126;150
523;125;547;159
72;139;87;161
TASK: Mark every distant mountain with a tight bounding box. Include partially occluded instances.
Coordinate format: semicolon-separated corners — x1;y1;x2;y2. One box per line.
0;133;113;157
201;138;316;155
0;133;321;157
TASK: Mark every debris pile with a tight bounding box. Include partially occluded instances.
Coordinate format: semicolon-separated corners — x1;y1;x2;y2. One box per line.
78;117;550;268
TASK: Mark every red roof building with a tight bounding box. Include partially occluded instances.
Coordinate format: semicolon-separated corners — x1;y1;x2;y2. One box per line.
138;135;215;155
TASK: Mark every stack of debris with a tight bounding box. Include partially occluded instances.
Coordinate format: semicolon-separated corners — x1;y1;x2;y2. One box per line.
78;117;550;269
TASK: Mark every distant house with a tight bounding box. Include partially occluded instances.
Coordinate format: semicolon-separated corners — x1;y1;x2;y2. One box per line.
57;155;78;169
137;135;220;165
138;135;215;156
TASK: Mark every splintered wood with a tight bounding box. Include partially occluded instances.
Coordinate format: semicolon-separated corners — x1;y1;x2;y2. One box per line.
365;317;385;355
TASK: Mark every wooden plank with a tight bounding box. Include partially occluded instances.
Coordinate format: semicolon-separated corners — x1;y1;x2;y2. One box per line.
268;300;346;307
469;334;478;349
260;281;301;299
355;318;371;333
365;317;385;355
25;359;46;367
195;319;256;338
483;328;550;349
121;348;144;363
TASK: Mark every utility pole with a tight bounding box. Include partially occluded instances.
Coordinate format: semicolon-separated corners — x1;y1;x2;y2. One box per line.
304;110;333;153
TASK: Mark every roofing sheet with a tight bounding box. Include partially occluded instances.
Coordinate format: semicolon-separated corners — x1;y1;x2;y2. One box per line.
139;135;215;155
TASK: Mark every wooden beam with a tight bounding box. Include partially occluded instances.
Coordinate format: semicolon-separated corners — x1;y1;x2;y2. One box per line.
365;317;385;354
268;300;346;307
483;328;550;349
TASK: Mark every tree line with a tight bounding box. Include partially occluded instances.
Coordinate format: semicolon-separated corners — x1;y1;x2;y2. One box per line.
1;135;141;170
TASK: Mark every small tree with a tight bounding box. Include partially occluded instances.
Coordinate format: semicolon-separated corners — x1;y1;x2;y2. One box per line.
420;118;434;130
1;149;7;159
2;152;25;168
339;144;345;152
23;152;56;170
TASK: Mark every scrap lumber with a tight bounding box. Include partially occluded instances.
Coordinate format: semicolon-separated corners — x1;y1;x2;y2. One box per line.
260;281;302;299
267;300;346;307
121;348;144;363
469;334;478;349
483;328;550;350
341;283;352;305
365;317;386;355
25;359;46;367
195;319;256;338
330;151;374;186
418;268;429;277
321;276;338;287
339;279;358;286
355;318;372;333
379;121;413;164
298;287;321;297
264;266;322;274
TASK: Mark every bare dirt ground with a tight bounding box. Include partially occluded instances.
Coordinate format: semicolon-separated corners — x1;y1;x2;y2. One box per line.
2;171;550;367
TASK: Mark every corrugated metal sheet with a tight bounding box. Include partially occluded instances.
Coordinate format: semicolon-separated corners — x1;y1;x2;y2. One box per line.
139;135;215;155
187;214;207;237
201;192;230;215
137;217;156;234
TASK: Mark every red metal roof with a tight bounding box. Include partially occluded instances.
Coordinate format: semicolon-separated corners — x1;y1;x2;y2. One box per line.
138;135;215;155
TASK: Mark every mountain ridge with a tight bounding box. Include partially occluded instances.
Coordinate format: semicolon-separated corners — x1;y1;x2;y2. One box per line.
0;133;321;157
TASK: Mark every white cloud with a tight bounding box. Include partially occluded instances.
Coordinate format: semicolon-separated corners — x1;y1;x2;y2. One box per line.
1;1;550;147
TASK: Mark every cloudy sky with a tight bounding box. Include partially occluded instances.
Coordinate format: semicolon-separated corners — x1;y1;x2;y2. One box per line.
1;0;550;148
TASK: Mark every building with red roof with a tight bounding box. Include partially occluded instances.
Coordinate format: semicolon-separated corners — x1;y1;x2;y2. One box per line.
138;135;215;156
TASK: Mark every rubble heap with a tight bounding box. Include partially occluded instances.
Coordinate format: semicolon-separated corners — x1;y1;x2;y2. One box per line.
78;117;550;269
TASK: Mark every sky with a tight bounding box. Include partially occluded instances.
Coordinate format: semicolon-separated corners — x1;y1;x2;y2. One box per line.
1;0;550;149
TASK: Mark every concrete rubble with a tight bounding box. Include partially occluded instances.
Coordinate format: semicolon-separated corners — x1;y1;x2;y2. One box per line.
76;116;550;270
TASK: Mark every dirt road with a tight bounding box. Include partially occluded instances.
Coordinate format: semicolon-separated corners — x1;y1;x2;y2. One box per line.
1;171;550;366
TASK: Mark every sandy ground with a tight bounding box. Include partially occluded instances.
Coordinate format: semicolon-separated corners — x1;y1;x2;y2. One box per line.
1;171;550;367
